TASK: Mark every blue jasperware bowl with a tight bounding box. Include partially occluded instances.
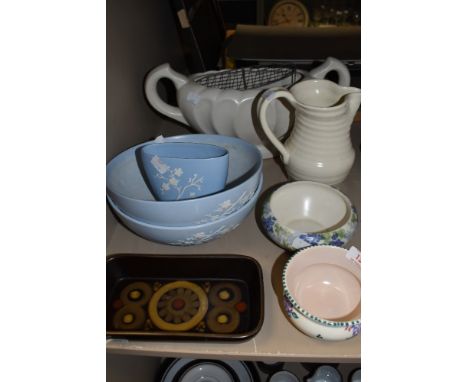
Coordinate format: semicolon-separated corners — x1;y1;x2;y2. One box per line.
107;175;263;245
107;134;263;226
139;142;229;201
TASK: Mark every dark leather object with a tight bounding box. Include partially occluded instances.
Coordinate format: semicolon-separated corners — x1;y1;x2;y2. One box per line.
227;24;361;62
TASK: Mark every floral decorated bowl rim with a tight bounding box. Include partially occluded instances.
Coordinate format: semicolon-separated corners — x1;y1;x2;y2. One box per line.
263;187;357;239
282;245;361;328
107;174;263;231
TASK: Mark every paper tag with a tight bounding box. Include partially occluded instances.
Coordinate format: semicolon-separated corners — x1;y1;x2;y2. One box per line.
346;246;361;265
177;9;190;29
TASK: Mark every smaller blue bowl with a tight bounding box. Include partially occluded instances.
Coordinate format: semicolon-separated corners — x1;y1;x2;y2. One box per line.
138;142;228;201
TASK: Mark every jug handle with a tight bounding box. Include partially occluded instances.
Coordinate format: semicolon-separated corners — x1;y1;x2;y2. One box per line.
308;57;351;87
258;88;296;164
144;63;189;125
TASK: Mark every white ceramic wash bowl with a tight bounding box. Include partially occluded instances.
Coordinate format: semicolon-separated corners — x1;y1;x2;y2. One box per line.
144;58;351;158
282;245;361;341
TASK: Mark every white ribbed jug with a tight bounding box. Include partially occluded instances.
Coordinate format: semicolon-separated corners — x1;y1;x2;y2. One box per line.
258;79;361;185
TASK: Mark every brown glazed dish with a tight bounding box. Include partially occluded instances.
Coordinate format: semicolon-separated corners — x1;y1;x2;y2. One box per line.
106;254;264;341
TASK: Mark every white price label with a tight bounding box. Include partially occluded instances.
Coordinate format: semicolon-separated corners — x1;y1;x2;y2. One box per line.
346;246;361;265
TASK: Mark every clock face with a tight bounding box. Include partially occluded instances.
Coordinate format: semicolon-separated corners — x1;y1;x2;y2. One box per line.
268;0;310;27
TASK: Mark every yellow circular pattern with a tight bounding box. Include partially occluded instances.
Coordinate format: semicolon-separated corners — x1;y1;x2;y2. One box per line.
218;290;230;301
217;314;229;324
206;306;240;334
209;283;241;307
148;281;208;332
129;290;141;300
123;313;134;324
120;281;152;305
113;304;146;330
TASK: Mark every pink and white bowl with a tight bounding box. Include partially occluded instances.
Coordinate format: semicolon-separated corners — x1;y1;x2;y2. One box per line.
282;245;361;341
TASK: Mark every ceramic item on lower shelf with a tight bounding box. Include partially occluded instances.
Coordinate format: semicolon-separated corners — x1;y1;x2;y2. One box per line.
282;246;361;341
306;365;342;382
179;362;234;382
350;369;361;382
261;181;358;251
106;134;262;226
138;142;229;201
161;359;254;382
257;79;360;184
269;370;300;382
256;361;284;374
107;175;262;246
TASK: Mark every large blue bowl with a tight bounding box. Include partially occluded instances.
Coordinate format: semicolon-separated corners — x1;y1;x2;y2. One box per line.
107;175;263;245
107;134;263;226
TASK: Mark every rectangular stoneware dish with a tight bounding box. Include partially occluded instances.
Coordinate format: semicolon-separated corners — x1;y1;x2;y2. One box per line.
106;254;264;341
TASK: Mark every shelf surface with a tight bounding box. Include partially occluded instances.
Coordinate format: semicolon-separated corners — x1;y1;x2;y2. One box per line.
106;137;361;362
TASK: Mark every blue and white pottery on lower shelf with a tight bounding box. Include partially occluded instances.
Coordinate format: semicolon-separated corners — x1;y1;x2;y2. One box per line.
269;370;300;382
107;175;263;246
350;369;360;382
306;365;342;382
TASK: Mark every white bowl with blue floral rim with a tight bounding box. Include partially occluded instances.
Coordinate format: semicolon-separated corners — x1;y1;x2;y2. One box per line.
107;175;263;246
282;245;361;341
261;181;358;251
107;134;262;226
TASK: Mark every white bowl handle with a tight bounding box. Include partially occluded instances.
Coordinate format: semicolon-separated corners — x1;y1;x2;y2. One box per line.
258;88;297;164
144;63;189;125
308;57;351;86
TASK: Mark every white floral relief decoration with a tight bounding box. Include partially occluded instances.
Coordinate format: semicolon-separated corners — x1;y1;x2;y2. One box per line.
197;189;255;224
151;155;204;200
168;224;240;246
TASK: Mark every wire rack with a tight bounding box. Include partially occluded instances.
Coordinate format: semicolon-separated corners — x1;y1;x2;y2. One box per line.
194;65;303;90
